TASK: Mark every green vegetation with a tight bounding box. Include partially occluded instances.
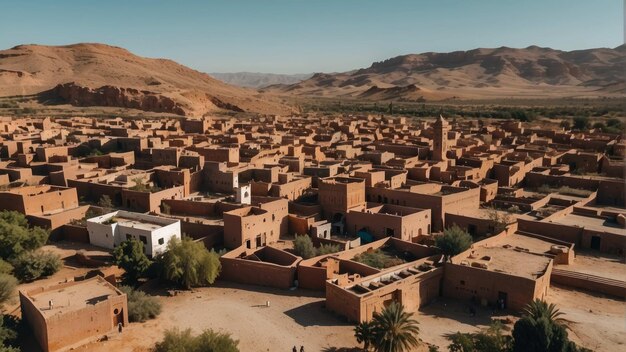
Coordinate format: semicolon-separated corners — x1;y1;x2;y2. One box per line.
11;250;61;282
293;235;341;259
318;243;341;256
444;300;590;352
0;315;20;352
486;207;513;236
354;302;420;352
447;321;511;352
97;194;114;209
130;177;161;193
0;211;49;260
293;235;316;259
153;328;239;352
114;239;152;285
354;320;375;351
572;116;590;130
435;225;473;260
119;286;162;323
0;211;55;283
512;300;588;352
300;97;624;122
159;237;221;289
353;249;405;269
535;185;592;197
0;274;17;307
161;203;171;215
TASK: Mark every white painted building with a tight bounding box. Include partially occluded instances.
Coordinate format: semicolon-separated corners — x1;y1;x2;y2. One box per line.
86;210;181;257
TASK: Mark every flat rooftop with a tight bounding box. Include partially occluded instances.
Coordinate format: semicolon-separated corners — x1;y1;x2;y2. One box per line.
115;216;162;231
26;278;121;318
551;213;624;236
457;246;551;279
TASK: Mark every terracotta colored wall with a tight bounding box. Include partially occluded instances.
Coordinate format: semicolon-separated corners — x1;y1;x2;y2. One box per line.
442;262;548;311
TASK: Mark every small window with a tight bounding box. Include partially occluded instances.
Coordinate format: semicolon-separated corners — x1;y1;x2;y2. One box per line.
139;235;147;244
460;280;465;286
158;238;164;245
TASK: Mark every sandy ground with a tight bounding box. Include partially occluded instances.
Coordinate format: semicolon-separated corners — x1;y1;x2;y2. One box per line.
7;243;624;352
562;251;626;282
547;285;626;352
74;282;360;352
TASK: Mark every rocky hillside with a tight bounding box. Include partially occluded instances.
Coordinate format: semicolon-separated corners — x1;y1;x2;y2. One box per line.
210;72;312;88
264;45;626;101
0;43;292;115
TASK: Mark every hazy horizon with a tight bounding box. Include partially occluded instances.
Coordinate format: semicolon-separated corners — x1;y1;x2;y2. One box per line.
1;0;623;74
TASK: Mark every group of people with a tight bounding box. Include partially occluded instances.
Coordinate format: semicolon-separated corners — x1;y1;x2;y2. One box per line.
292;346;304;352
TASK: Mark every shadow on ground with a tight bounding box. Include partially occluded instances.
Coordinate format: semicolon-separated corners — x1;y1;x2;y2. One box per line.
284;300;352;328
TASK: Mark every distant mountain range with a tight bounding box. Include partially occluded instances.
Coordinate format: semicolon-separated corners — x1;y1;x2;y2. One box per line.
0;43;292;115
209;72;312;88
263;45;626;101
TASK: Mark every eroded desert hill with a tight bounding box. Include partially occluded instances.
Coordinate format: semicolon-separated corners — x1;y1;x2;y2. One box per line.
0;43;292;115
264;45;626;101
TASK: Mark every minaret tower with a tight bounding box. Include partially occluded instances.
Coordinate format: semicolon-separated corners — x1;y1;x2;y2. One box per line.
433;115;450;161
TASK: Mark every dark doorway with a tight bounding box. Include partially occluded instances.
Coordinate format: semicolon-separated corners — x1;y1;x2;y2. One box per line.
498;291;507;310
256;235;262;248
113;308;124;326
590;236;601;250
384;227;395;237
468;224;477;237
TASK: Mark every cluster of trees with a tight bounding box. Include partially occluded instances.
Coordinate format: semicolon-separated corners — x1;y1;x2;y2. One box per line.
441;300;590;352
303;99;622;121
0;263;20;351
0;211;60;283
565;116;624;134
354;300;589;352
114;236;221;290
112;236;222;325
153;328;239;352
293;235;340;259
119;286;162;323
435;225;473;260
354;302;420;352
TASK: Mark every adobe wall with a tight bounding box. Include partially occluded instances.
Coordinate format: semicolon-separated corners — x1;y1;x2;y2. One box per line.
442;262;542;311
326;267;443;322
288;201;322;217
288;215;313;236
20;291;49;352
551;269;625;298
20;279;128;352
517;219;583;244
61;224;89;243
297;263;327;290
45;293;127;352
68;180;122;204
162;198;217;217
220;248;300;289
325;279;364;322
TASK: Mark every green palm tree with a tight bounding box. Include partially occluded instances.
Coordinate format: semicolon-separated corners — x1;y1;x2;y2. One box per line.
371;302;420;352
354;321;375;351
523;299;566;326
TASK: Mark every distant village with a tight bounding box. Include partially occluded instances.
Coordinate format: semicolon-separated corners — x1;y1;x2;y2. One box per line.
0;113;623;352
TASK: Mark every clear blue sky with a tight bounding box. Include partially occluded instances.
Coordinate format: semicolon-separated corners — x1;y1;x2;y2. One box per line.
1;0;623;74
